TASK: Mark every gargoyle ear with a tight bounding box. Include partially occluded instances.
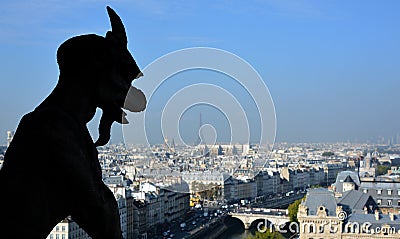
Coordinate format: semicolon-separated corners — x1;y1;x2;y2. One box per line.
106;6;127;46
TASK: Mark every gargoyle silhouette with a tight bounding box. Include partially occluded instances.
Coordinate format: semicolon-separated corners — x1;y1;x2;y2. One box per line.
0;7;146;239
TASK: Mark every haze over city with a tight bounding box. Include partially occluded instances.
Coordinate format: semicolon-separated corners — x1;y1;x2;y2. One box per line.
0;0;399;145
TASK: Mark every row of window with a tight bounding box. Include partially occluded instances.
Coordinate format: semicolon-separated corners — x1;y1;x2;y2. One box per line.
49;234;65;239
54;226;66;232
362;188;400;195
376;199;400;206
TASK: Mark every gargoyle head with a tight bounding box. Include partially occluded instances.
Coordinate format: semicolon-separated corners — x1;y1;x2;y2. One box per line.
56;6;146;146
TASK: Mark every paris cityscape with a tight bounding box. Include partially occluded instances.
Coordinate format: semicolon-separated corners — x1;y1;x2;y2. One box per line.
1;1;399;239
2;131;400;238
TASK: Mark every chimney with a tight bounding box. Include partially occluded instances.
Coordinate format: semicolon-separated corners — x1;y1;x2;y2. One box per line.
375;209;380;221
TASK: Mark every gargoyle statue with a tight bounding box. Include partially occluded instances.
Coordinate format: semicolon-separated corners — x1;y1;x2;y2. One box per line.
0;6;146;239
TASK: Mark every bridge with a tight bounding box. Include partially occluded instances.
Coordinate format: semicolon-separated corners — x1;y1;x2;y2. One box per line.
229;208;290;229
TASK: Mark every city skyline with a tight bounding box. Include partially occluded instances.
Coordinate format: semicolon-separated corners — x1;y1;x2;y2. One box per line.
1;1;399;145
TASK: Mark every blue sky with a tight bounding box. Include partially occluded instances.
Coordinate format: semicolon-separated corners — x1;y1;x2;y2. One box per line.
0;0;399;144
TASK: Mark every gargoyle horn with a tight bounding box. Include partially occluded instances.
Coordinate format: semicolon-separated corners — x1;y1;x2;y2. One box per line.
106;6;127;46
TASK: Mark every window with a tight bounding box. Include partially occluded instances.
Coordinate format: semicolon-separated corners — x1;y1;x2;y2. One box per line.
398;190;400;196
62;235;65;239
62;226;65;232
56;235;59;239
50;235;53;239
377;189;382;195
398;200;400;206
56;226;59;231
388;200;392;206
388;190;392;195
363;189;368;193
377;199;382;205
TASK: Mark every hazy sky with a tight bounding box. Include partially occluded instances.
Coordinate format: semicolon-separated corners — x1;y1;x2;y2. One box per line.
0;0;399;145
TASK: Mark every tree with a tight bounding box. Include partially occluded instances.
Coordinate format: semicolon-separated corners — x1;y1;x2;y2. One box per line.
377;165;390;176
288;198;303;223
246;230;285;239
322;152;334;157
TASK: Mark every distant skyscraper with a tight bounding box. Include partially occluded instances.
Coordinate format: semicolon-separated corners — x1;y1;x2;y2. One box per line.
6;131;14;148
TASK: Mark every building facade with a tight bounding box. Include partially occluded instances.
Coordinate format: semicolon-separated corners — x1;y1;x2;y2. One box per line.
46;217;90;239
298;188;400;239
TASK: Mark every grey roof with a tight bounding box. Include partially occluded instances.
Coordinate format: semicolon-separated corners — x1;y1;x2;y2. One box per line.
344;175;354;183
338;190;375;213
335;171;360;193
347;213;400;230
304;188;337;216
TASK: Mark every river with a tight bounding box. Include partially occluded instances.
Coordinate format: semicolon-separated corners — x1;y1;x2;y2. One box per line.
219;230;254;239
217;217;257;239
216;217;295;239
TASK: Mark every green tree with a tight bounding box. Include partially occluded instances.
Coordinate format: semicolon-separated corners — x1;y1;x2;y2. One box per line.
246;230;285;239
288;198;303;223
322;152;334;157
377;165;390;176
